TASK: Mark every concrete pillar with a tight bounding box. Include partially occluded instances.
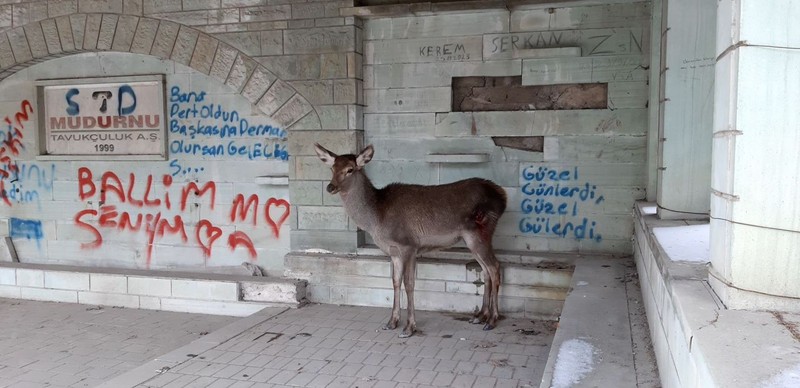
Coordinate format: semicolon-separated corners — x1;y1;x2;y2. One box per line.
710;0;800;310
655;0;716;219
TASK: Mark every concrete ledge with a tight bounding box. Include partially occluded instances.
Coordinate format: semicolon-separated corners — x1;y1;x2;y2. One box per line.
254;175;290;186
425;153;490;163
285;251;574;319
539;258;637;388
633;202;800;387
0;262;307;316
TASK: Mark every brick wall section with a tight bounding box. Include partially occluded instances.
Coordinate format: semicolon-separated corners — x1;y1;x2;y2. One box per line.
0;0;364;256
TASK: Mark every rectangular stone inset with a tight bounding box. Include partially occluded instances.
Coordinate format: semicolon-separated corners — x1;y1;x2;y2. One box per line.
365;11;508;40
484;28;644;61
284;26;354;55
523;55;646;85
70;14;87;50
171;279;239;301
435;109;647;137
44;271;90;291
78;0;123;14
209;42;237;84
364;87;450;114
96;14;118;50
40;19;62;54
0;267;14;285
22;24;47;59
16;268;44;287
0;34;17;68
225;53;257;92
256;79;295;116
78;291;140;308
452;76;608;111
297;206;349;230
367;36;481;65
150;20;180;59
130;17;159;54
90;273;127;294
7;27;33;63
190;33;218;74
82;14;103;50
373;61;521;89
273;94;312;128
171;26;200;65
112;14;139;52
55;16;75;52
241;66;277;103
240;5;291;22
128;277;171;297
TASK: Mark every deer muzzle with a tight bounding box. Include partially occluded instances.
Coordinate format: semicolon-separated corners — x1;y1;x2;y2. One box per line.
326;183;339;194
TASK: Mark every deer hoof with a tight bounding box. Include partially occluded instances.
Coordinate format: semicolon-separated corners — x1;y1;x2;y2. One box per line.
382;322;397;330
483;323;495;331
399;330;414;338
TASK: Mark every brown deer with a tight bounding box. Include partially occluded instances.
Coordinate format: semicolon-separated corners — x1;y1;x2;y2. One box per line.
314;143;507;338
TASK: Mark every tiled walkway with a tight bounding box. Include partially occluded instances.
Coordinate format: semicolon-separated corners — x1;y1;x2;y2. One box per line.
135;305;555;388
0;298;236;388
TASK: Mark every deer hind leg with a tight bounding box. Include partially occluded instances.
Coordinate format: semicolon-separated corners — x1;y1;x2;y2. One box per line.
470;261;491;325
382;255;403;331
465;232;502;330
399;254;418;338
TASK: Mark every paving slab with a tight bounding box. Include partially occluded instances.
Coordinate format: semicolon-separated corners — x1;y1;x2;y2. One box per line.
0;298;238;388
131;304;556;388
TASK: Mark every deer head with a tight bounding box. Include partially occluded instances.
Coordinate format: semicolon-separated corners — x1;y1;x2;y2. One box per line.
314;143;374;194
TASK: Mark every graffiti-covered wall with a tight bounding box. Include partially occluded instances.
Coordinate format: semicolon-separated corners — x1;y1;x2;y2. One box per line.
363;2;650;254
0;53;292;273
0;0;361;273
0;0;652;270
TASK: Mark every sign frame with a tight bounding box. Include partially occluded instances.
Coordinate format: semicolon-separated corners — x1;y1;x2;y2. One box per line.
35;74;168;161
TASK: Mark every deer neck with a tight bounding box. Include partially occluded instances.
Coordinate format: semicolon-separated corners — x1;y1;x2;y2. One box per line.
339;172;380;233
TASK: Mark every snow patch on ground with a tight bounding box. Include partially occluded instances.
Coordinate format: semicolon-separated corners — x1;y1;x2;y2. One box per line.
653;224;710;263
551;338;597;388
760;364;800;387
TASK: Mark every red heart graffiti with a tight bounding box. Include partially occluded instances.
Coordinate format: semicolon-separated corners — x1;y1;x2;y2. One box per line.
195;219;222;257
265;198;290;238
228;231;257;259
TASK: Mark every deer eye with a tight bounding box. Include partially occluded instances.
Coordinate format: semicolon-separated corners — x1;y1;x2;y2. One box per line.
346;167;354;174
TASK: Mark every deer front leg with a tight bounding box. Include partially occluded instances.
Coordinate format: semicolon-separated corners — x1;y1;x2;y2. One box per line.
400;255;417;338
382;256;403;331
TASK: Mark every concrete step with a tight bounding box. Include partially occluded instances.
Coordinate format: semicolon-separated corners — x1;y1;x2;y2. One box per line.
284;251;575;320
0;262;307;316
539;258;638;388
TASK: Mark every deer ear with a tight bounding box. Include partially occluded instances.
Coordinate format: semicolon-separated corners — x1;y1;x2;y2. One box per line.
314;143;336;166
356;145;374;167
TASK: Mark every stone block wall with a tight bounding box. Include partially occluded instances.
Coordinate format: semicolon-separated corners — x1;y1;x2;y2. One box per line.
0;0;652;276
362;1;651;254
0;0;361;274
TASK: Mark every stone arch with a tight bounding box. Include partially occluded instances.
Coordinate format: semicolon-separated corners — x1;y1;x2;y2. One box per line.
0;13;321;130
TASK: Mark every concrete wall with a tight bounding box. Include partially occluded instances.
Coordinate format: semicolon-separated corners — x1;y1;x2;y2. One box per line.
0;0;355;274
0;0;654;275
362;2;650;254
0;53;293;274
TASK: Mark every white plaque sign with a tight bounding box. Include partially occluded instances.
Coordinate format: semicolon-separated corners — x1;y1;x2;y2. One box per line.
38;75;166;158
